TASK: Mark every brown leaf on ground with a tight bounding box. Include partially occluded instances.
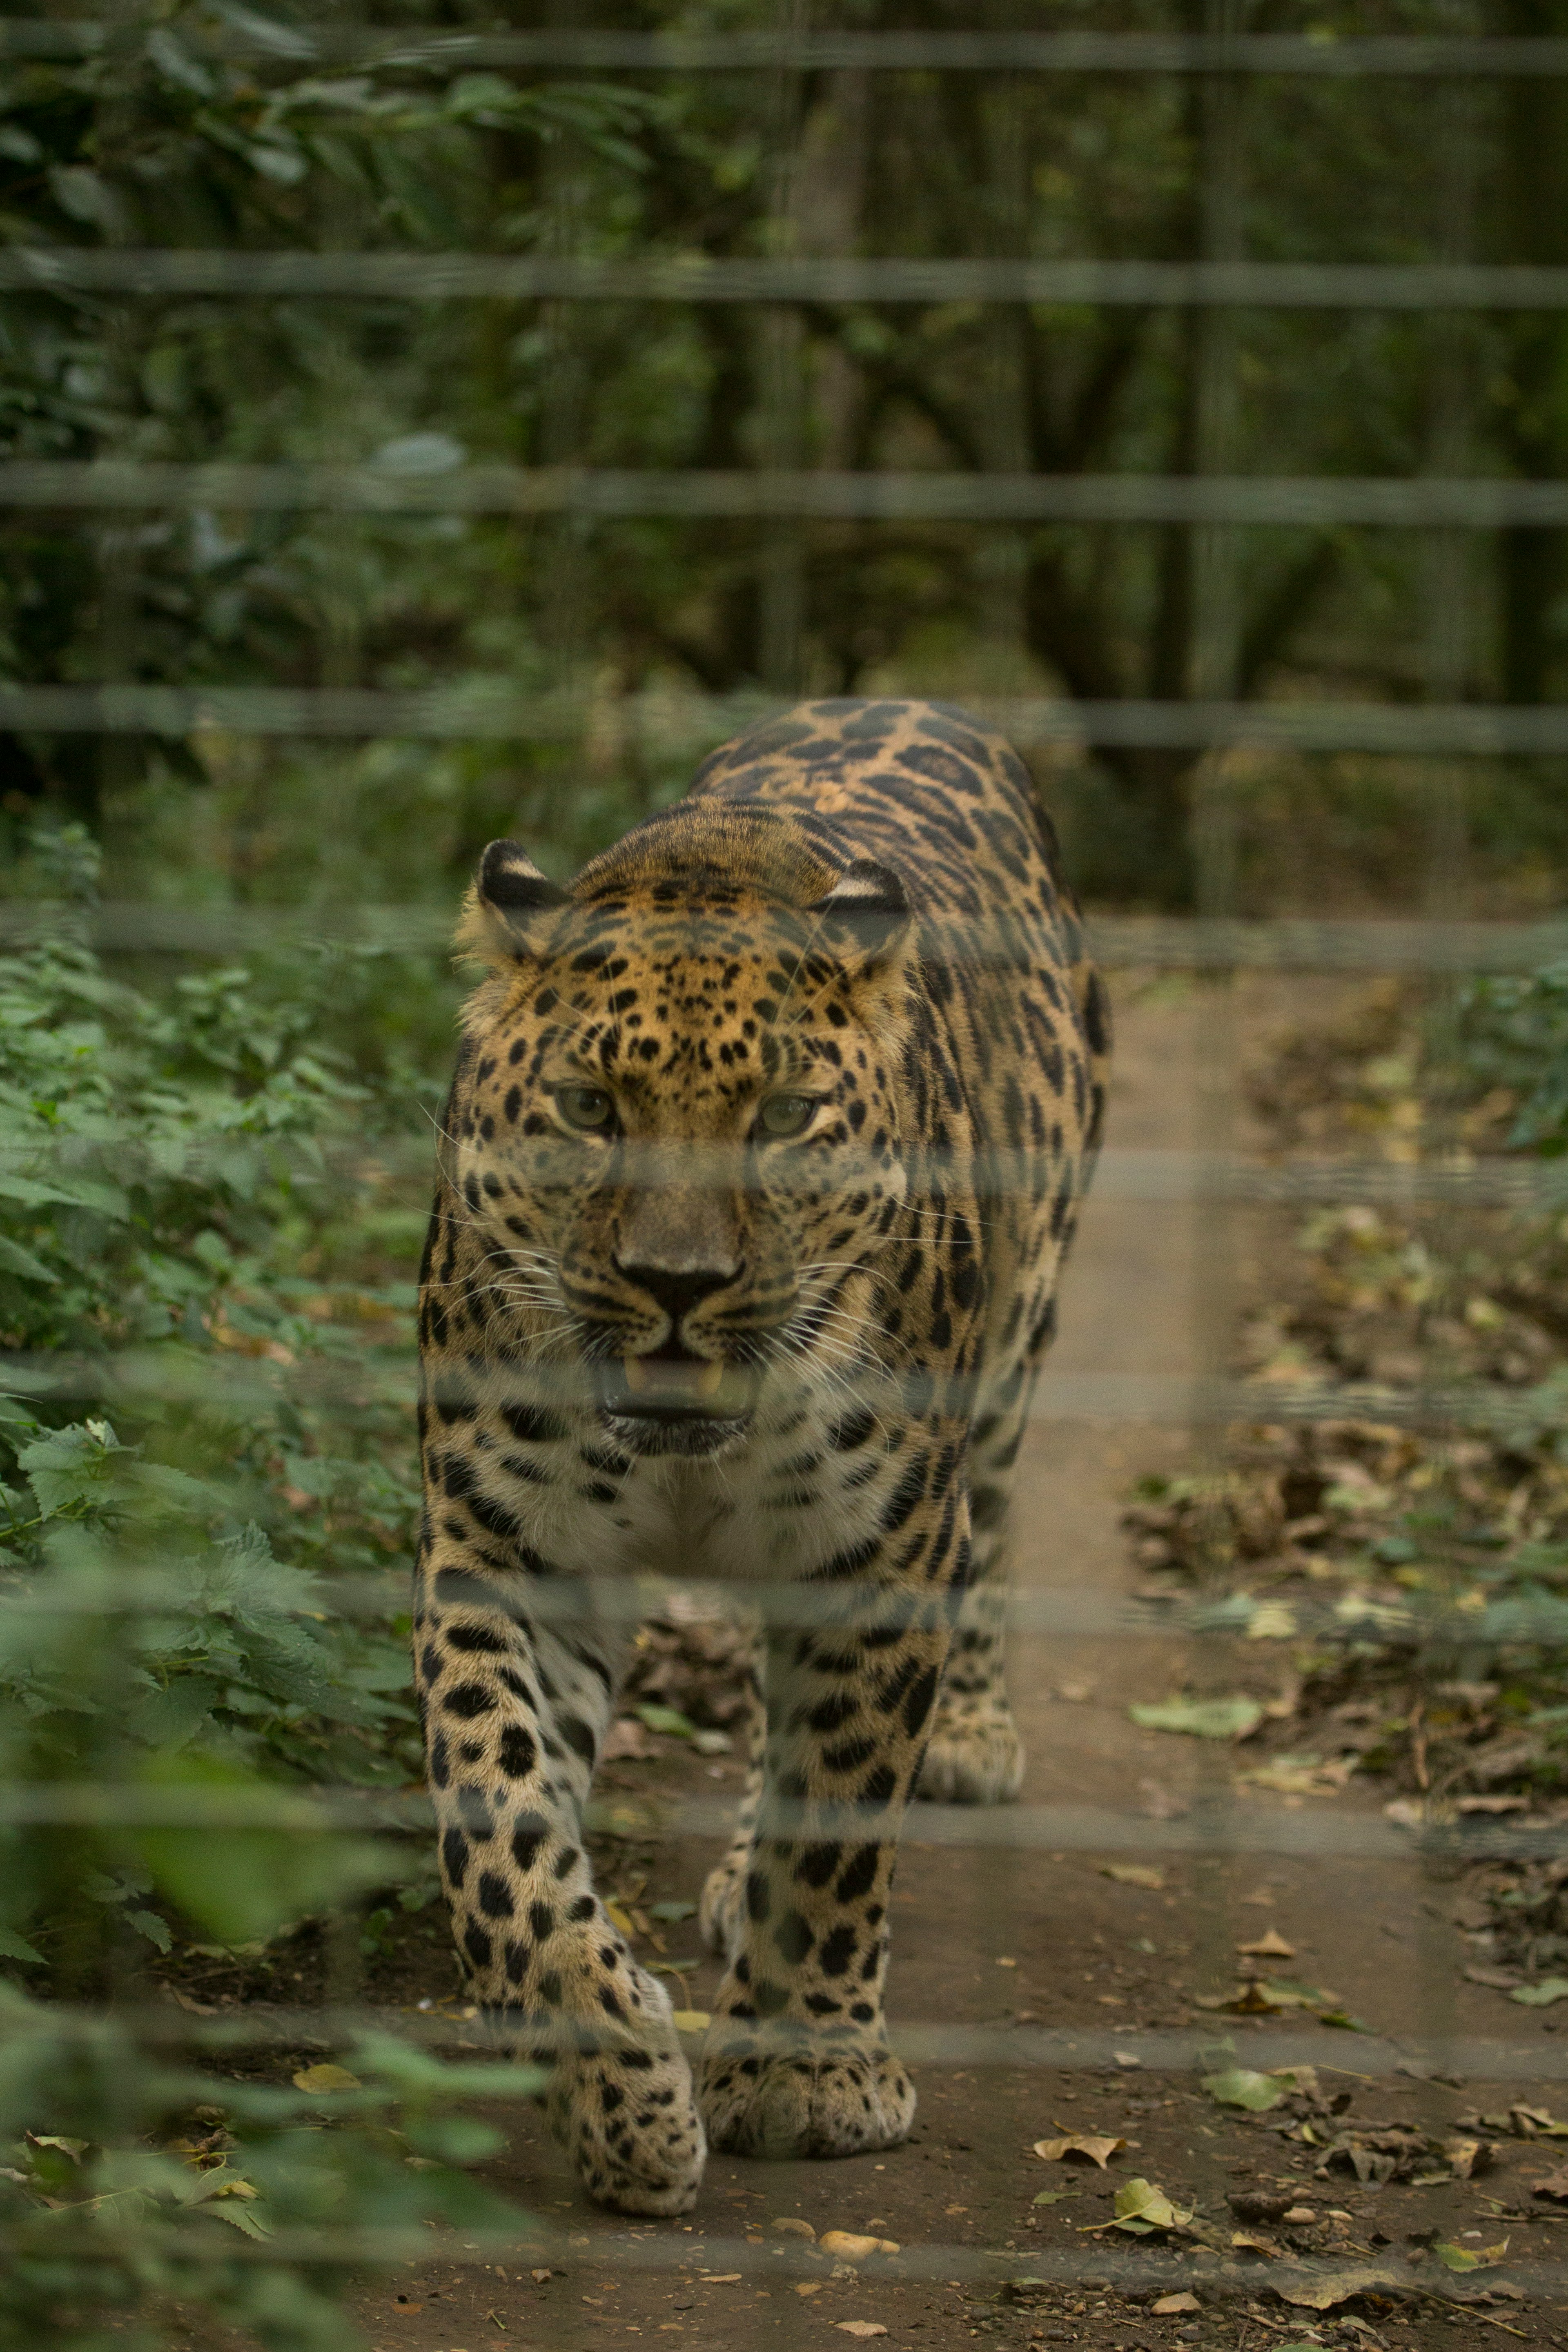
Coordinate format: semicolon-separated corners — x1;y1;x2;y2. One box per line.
1150;2292;1201;2315
1236;1927;1297;1958
819;2231;900;2260
1270;2263;1407;2310
1532;2169;1568;2202
1031;2134;1126;2169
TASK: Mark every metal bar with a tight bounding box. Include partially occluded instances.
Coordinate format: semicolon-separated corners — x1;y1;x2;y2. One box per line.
10;22;1568;75
0;1784;1562;1866
12;251;1568;307
1;1341;1561;1434
5;680;1568;752
2;898;1559;970
11;461;1568;526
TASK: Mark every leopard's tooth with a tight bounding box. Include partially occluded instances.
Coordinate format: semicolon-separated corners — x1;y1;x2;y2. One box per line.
622;1355;648;1393
694;1358;724;1398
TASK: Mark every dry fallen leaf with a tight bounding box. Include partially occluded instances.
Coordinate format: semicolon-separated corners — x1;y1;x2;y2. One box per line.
1151;2292;1201;2315
290;2064;361;2095
794;2283;823;2298
529;2269;552;2284
1031;2134;1126;2169
1236;1927;1296;1959
834;2325;888;2339
1532;2170;1568;2202
669;2010;710;2033
820;2230;899;2259
1272;2263;1406;2310
165;1986;220;2017
1231;2230;1282;2256
772;2216;816;2238
1099;1864;1165;1891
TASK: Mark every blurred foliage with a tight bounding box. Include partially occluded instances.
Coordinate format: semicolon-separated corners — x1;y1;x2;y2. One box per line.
0;1999;538;2352
1;1;1567;905
0;822;479;2341
1459;960;1568;1157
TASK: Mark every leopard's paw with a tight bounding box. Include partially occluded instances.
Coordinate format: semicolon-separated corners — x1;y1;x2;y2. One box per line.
544;1965;706;2215
916;1697;1023;1804
698;2032;915;2160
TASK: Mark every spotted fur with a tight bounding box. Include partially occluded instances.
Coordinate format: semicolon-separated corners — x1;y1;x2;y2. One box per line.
414;698;1108;2214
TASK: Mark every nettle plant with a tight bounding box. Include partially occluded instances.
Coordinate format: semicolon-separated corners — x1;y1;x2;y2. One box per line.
0;831;524;2344
1457;958;1568;1158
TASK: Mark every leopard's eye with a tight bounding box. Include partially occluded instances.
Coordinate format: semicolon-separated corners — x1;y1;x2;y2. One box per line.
757;1093;817;1140
555;1085;614;1132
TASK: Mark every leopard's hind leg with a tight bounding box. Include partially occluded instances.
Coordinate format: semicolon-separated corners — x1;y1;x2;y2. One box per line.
917;1359;1029;1804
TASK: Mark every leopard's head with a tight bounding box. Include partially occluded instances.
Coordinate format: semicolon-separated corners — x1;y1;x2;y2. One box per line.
445;802;915;1456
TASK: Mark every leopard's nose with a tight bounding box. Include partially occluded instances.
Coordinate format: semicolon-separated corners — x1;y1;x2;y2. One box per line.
613;1257;738;1332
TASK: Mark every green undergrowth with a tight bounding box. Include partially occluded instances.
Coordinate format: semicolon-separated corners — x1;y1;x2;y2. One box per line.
0;827;517;2345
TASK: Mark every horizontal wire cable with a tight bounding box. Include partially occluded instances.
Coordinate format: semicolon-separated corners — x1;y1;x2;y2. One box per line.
3;902;1563;972
10;460;1568;526
3;1337;1561;1434
0;1785;1559;1866
4;682;1568;755
28;2000;1561;2091
3;1340;1559;1434
7;1126;1563;1209
4;1565;1563;1670
11;251;1568;308
0;2211;1507;2300
8;22;1568;75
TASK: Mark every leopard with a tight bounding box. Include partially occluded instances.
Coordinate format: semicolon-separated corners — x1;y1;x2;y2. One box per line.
413;696;1109;2217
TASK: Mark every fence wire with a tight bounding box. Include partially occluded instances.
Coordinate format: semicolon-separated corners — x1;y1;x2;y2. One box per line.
4;15;1568;2340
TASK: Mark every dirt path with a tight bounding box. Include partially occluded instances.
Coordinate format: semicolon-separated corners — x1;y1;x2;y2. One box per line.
352;985;1568;2352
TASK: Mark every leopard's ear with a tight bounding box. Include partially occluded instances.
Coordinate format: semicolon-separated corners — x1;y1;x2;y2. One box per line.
805;859;911;976
454;840;568;964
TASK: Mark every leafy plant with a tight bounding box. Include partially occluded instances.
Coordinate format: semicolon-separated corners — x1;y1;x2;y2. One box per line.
1457;960;1568;1157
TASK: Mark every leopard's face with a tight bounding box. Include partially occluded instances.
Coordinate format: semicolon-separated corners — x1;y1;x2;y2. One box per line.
449;855;913;1457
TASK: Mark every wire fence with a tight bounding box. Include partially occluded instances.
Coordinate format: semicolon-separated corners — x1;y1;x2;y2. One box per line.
4;10;1568;2339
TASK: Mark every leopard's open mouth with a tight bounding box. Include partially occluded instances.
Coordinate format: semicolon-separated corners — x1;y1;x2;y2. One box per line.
595;1350;759;1426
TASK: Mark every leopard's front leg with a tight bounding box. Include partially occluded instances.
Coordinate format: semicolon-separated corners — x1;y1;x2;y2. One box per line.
416;1555;705;2214
697;1487;962;2160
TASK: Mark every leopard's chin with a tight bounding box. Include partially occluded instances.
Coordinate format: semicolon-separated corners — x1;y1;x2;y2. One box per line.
604;1408;754;1459
593;1352;760;1456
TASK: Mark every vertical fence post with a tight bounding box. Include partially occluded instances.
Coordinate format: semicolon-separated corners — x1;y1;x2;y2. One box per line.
1185;0;1248;2137
758;0;806;695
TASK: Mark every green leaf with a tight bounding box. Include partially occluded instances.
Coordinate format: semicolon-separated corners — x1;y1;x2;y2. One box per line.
1434;2238;1508;2272
0;1926;45;1964
1511;1978;1568;2007
128;1909;173;1953
635;1702;699;1739
0;1235;57;1284
131;1751;394;1945
1202;2067;1290;2111
1105;2176;1194;2234
1129;1694;1263;1740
